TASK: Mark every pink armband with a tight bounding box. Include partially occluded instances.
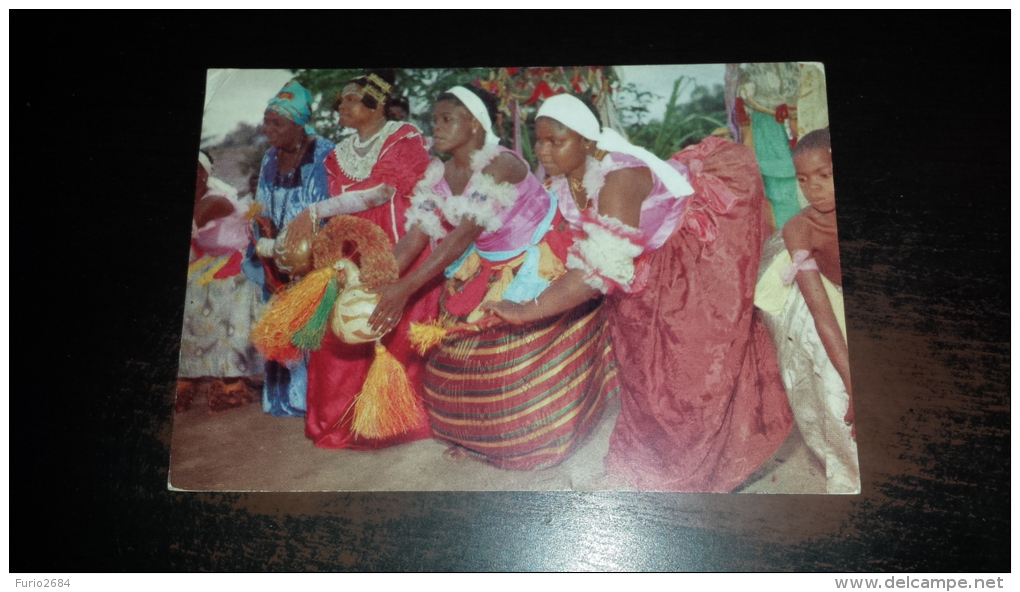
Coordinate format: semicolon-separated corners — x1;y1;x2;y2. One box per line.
781;249;819;285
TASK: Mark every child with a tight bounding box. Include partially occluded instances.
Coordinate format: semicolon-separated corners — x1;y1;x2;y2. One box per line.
784;128;852;421
755;127;859;493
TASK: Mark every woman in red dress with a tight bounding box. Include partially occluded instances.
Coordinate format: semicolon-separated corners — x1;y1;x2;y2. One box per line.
487;95;792;490
280;70;439;449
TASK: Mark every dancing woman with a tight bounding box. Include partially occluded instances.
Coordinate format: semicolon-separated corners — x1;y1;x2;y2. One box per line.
487;94;792;490
278;71;439;449
370;86;618;470
248;80;335;417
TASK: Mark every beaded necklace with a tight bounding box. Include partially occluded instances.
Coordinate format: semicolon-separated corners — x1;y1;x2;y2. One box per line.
334;120;400;181
268;138;316;227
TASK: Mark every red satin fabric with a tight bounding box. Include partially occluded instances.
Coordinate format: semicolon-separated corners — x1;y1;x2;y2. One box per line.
304;125;441;449
604;138;792;491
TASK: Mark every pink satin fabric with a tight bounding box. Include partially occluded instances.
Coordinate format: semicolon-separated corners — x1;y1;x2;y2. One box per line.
193;192;249;257
604;138;792;491
554;152;689;254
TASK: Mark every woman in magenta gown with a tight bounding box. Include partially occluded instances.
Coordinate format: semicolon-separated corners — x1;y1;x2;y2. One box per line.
487;94;792;490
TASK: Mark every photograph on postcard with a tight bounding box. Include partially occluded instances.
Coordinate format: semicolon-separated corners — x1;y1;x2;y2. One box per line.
169;64;858;493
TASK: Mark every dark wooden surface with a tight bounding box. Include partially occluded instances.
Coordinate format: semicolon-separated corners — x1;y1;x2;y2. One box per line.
12;15;1008;572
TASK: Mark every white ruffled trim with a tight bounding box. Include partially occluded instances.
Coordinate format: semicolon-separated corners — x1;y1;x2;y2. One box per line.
405;158;449;239
443;192;501;232
469;143;501;173
581;153;643;199
581;155;606;199
441;173;516;232
566;215;644;293
470;172;517;208
417;157;446;189
405;192;447;240
566;252;609;292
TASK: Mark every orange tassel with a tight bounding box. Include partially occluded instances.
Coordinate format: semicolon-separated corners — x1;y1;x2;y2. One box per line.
408;315;505;355
250;267;335;361
408;320;451;356
351;344;426;439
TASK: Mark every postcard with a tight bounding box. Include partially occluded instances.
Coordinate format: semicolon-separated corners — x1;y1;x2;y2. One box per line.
169;63;858;493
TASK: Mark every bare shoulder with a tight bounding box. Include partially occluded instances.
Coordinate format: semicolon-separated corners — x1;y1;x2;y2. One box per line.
482;151;527;185
604;165;653;195
598;166;654;227
782;208;814;252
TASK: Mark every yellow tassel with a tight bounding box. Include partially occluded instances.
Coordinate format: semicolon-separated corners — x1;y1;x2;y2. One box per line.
245;201;263;220
193;257;230;287
408;320;450;356
187;255;214;278
351;344;426;440
250;267;335;361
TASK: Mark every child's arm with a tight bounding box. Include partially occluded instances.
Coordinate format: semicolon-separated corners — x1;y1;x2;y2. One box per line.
784;216;855;434
794;269;854;435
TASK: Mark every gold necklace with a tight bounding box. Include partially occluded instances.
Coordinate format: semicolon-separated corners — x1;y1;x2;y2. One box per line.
568;175;589;210
567;150;608;210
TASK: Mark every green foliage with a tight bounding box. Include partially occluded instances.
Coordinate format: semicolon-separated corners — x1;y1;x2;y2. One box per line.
206;69;727;181
289;68;490;141
624;78;727;159
615;82;659;127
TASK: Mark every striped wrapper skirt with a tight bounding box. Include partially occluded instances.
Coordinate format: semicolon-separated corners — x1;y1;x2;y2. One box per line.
423;298;620;470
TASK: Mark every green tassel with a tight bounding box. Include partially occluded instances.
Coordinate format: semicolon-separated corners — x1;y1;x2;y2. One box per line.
291;275;340;350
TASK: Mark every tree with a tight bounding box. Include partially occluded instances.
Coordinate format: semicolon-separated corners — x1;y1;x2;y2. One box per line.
218;122;264;149
624;77;727;159
615;82;659;127
289;67;620;171
289;68;490;141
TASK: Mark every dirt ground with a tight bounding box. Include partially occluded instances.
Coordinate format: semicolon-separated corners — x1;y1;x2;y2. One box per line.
168;394;828;493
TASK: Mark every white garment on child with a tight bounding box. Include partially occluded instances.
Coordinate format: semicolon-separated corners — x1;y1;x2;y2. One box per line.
755;232;860;494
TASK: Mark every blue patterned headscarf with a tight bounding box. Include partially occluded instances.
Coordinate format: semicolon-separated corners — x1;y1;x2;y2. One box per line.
267;80;315;134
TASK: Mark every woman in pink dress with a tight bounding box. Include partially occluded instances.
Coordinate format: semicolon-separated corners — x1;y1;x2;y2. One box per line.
369;87;617;470
279;71;438;449
486;94;792;490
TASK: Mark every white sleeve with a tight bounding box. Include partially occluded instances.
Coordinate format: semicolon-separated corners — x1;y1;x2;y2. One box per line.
310;184;396;219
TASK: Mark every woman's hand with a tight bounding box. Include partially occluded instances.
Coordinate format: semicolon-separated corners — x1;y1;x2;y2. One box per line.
368;280;413;335
484;270;600;327
481;300;539;326
282;207;315;253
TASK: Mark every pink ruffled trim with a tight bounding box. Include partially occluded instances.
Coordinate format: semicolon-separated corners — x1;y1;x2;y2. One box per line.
780;249;819;284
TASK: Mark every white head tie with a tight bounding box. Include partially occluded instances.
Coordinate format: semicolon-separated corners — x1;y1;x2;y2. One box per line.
536;94;601;140
198;151;213;174
537;94;694;197
447;86;500;147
